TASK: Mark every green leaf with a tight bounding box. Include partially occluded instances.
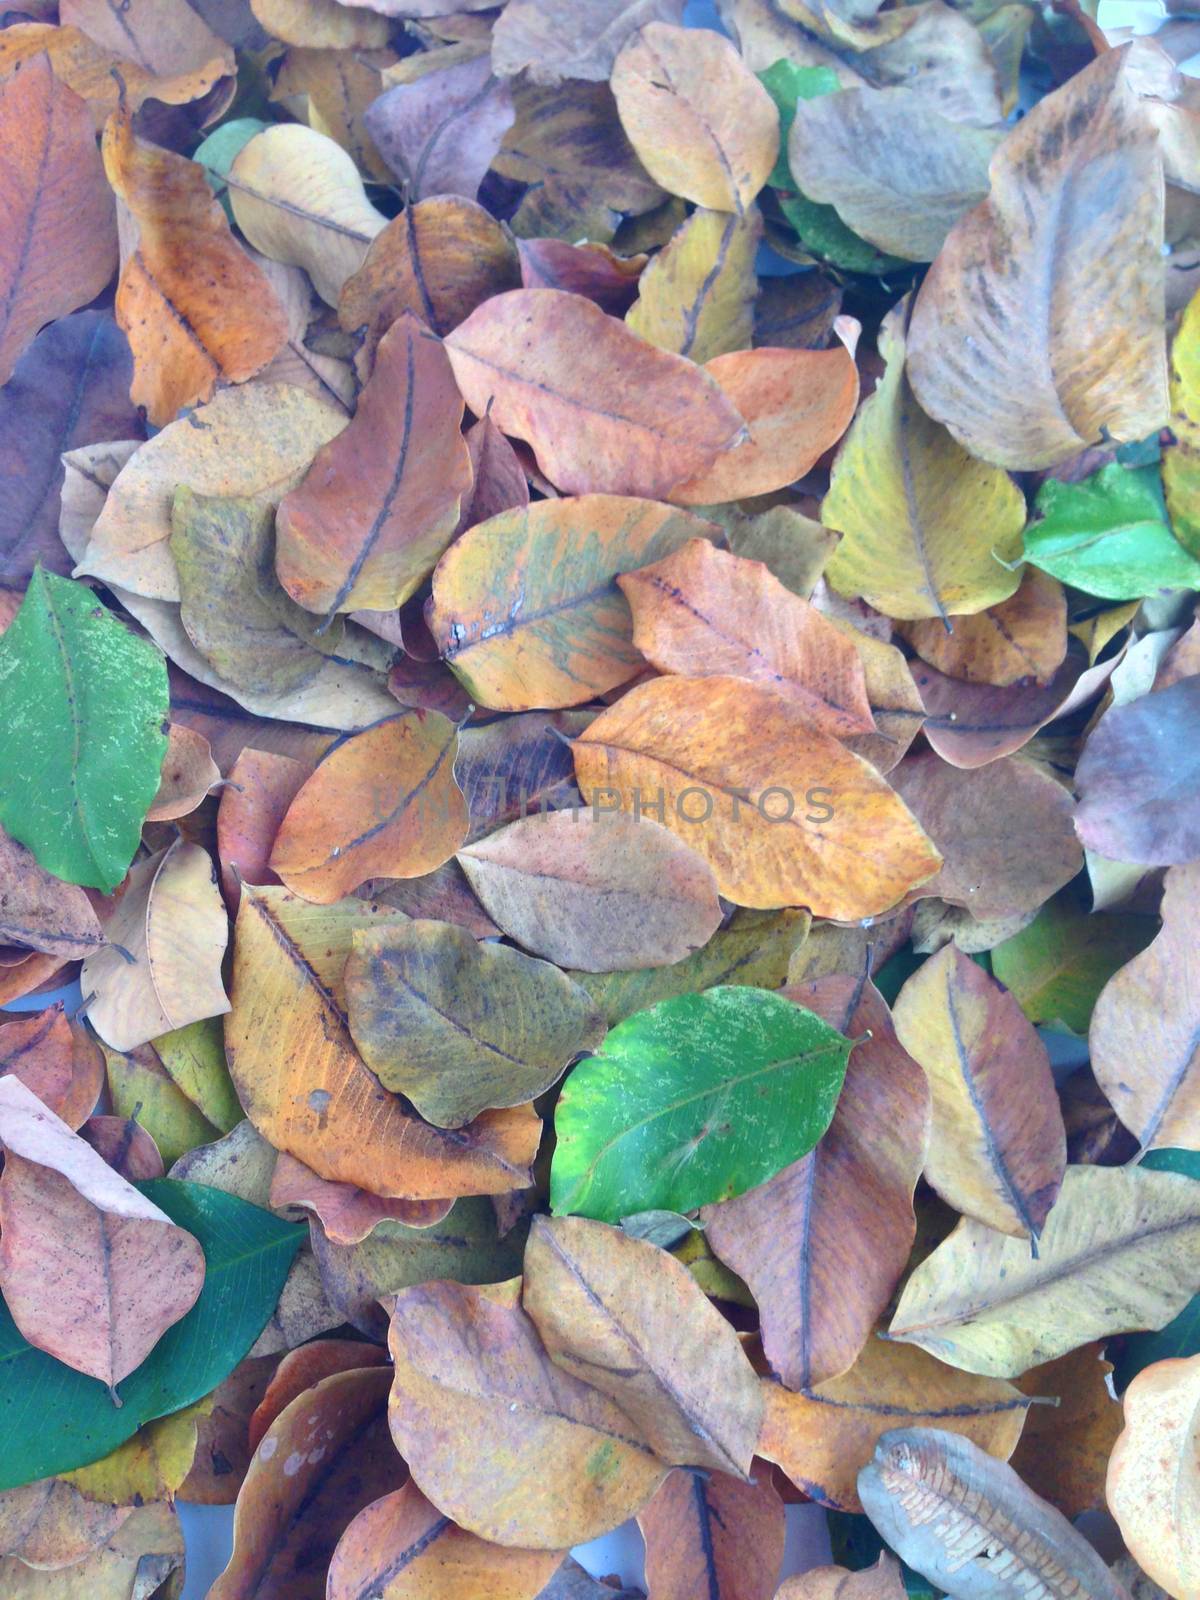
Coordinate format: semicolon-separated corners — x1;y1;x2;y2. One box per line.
1024;463;1200;600
0;570;168;891
1111;1147;1200;1391
0;1179;303;1489
991;894;1158;1034
152;1018;243;1137
550;986;851;1222
757;60;840;189
758;60;907;276
192;117;269;218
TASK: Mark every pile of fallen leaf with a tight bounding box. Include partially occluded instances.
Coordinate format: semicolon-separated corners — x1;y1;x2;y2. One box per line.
1;0;1200;1596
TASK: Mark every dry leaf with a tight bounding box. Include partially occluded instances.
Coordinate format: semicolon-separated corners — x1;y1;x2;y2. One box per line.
444;289;744;497
0;1004;104;1130
638;1465;785;1600
760;1338;1030;1513
229;123;388;307
0;826;105;959
216;747;312;907
268;1152;452;1242
457;811;722;972
102;105;287;426
270;710;468;903
573;674;941;916
1090;861;1200;1153
1107;1354;1200;1600
328;1481;563;1600
429;495;719;710
0;56;116;386
523;1215;764;1476
366;52;515;200
671;339;860;505
906;46;1169;469
82;841;231;1053
775;1557;906;1600
345;918;604;1126
1012;1345;1123;1521
226;885;539;1196
898;570;1068;688
387;1277;668;1548
625;206;761;363
276;312;471;618
619;539;873;737
0;1077;204;1388
610;23;778;214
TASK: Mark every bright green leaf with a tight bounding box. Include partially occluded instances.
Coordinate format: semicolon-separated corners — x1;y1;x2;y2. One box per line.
0;1179;303;1489
550;986;851;1222
757;60;840;189
1024;464;1200;600
0;569;168;891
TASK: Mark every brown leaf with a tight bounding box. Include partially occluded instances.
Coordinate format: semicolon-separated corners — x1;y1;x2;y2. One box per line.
268;1151;453;1242
211;1365;405;1600
760;1338;1030;1513
619;540;874;738
1011;1345;1123;1520
443;288;744;497
638;1465;785;1600
62;0;232;80
457;810;722;972
573;674;941;916
0;1004;104;1129
216;747;314;910
270;711;469;903
387;1277;668;1548
429;495;719;711
328;1482;564;1600
81;841;231;1054
898;570;1068;689
339;196;521;355
0;311;141;584
180;1353;281;1505
146;724;220;822
458;414;530;532
248;1339;390;1451
365;52;515;200
888;752;1082;921
705;976;929;1389
0;1077;204;1388
492;0;684;84
276;312;471;618
0;1500;184;1599
0;825;105;959
0;56;117;386
0;1478;131;1572
1090;861;1200;1152
670;340;859;504
907;46;1169;469
0;23;232;124
775;1557;906;1600
610;22;778;214
79;1115;165;1181
893;946;1066;1241
226;884;539;1197
1106;1353;1200;1600
520;238;646;316
524;1216;764;1475
101;105;287;426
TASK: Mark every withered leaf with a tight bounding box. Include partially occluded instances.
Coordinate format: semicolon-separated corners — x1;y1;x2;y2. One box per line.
0;826;104;960
443;289;744;497
858;1428;1127;1600
276;311;471;618
1090;861;1200;1152
898;570;1068;689
387;1277;668;1548
102;105;287;426
573;674;941;916
269;1151;451;1243
226;884;539;1197
346;918;604;1126
1106;1353;1200;1600
523;1216;764;1475
270;710;468;902
431;495;720;710
761;1338;1030;1513
0;57;117;387
619;539;874;737
365;52;515;201
638;1466;785;1600
0;1077;205;1389
610;23;779;214
625;206;761;363
906;46;1169;470
0;1004;104;1130
457;811;722;973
